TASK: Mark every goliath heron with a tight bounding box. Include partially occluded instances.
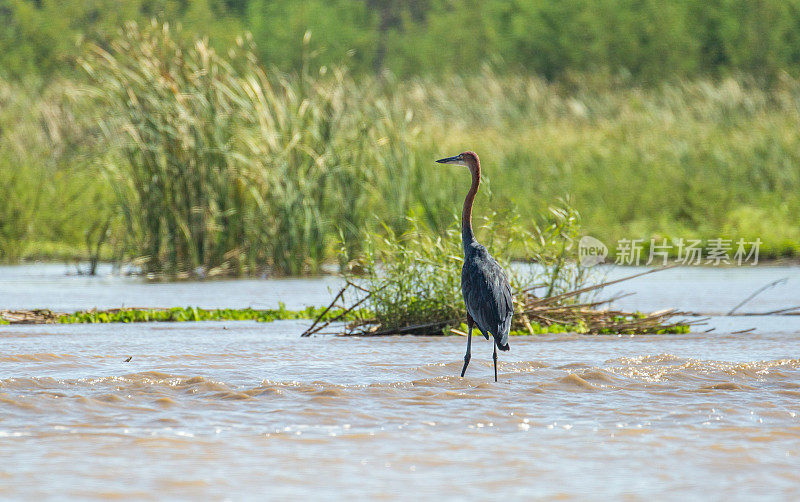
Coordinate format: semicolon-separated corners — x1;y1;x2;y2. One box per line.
436;151;512;382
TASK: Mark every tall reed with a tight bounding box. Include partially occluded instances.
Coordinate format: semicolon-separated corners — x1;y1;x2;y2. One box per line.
82;21;426;277
81;22;253;276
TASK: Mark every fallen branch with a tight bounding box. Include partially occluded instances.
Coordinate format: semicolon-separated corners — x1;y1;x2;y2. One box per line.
0;309;63;324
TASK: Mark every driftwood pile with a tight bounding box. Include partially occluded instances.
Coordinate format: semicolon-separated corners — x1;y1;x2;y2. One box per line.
0;309;63;324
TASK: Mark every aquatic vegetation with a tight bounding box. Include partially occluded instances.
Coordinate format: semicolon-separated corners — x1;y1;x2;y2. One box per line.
0;305;362;325
54;305;362;324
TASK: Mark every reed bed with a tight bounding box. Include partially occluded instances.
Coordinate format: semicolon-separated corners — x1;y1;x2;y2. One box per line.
79;21;427;277
3;21;800;272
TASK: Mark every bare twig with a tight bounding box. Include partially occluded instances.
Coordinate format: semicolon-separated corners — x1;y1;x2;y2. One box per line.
301;281;390;337
757;305;800;315
300;284;347;337
727;277;788;315
528;264;677;307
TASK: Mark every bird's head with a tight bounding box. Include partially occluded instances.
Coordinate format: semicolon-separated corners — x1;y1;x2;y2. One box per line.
435;151;479;169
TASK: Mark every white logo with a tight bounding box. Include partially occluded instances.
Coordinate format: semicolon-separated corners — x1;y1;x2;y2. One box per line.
579;236;607;267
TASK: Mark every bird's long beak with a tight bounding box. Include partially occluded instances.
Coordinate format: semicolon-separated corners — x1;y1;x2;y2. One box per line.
436;155;461;164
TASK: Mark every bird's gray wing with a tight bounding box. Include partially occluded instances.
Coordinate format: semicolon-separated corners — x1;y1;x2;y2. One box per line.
462;250;513;349
462;263;490;340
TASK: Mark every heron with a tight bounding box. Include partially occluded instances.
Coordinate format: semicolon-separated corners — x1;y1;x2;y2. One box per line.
436;151;513;382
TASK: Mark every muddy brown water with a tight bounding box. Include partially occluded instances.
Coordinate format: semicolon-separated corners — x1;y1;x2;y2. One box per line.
1;265;799;500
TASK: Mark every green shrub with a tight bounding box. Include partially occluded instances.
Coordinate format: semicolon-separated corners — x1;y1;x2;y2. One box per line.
344;206;587;333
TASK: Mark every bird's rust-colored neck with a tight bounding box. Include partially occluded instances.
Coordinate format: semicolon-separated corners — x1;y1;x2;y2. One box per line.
462;154;480;247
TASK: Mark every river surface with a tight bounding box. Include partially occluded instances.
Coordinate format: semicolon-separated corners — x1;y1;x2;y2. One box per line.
1;264;799;500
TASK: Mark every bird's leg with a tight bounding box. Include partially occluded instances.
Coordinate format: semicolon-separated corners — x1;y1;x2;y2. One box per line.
461;315;474;377
493;343;498;382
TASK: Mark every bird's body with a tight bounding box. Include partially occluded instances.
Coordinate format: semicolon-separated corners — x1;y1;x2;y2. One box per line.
461;241;513;351
436;151;513;382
